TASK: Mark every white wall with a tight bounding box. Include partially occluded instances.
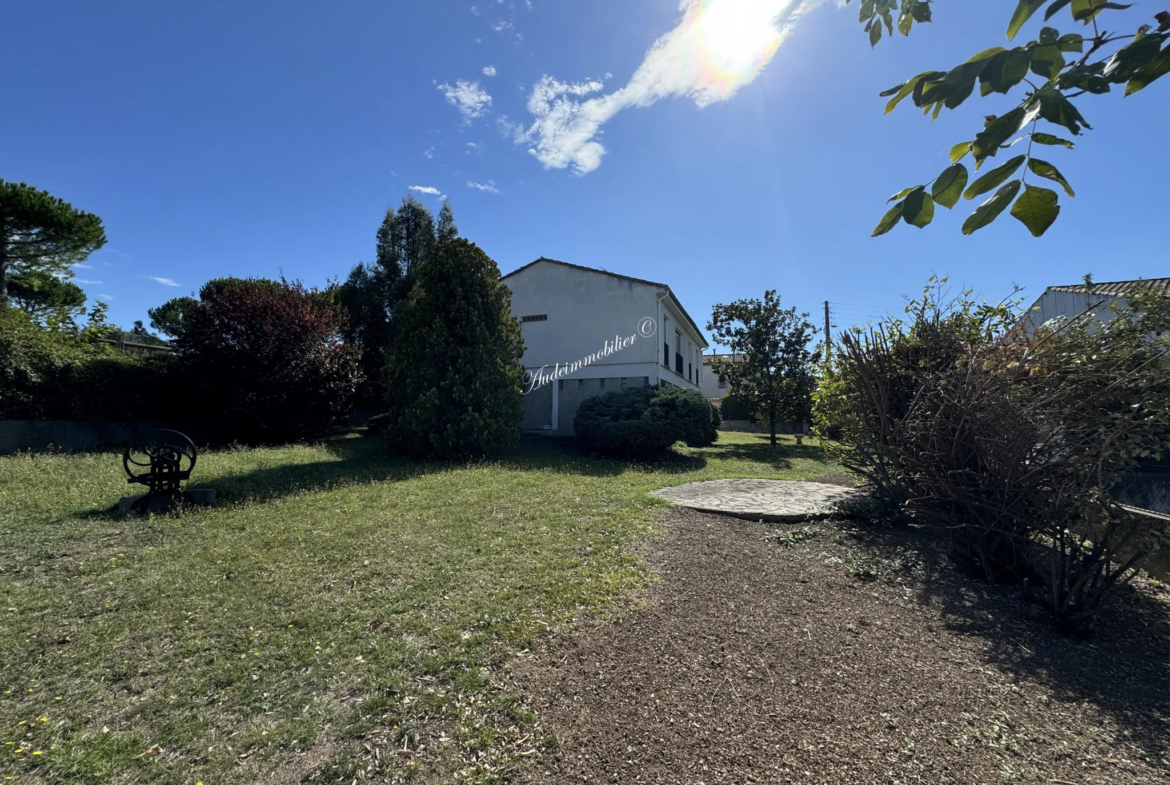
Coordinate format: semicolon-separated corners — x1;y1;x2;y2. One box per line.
1022;289;1125;332
700;357;731;400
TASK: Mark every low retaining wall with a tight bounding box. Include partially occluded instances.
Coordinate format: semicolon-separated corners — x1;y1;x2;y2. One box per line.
0;420;226;455
719;420;810;435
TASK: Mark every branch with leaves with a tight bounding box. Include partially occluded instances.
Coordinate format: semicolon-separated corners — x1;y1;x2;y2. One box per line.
852;0;1170;237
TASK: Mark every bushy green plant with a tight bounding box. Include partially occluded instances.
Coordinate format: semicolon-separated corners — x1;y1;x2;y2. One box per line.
574;385;718;459
720;394;753;422
381;240;525;459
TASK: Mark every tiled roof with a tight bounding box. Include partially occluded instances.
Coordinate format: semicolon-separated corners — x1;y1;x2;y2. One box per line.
1048;278;1170;297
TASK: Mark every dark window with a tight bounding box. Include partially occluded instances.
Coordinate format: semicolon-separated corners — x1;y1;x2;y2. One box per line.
718;377;727;389
558;379;563;390
675;353;683;375
621;378;628;390
520;314;548;323
663;342;670;367
578;379;584;390
688;362;692;381
599;378;605;389
643;377;649;386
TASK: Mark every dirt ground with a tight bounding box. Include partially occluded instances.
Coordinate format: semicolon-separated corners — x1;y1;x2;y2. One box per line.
510;509;1170;785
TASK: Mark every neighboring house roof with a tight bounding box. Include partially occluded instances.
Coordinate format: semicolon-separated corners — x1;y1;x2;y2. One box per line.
703;353;746;363
1045;278;1170;297
502;256;708;347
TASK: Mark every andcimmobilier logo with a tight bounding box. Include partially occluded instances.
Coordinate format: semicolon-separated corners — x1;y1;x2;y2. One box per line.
524;317;657;394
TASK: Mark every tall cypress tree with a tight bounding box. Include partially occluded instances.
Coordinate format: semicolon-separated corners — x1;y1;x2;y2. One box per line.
436;201;459;242
382;239;525;459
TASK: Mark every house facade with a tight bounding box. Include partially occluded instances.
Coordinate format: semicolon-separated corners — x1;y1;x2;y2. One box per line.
503;258;709;436
699;353;744;403
1019;278;1170;335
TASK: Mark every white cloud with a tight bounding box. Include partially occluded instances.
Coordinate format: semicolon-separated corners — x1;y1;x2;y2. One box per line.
467;180;501;194
425;147;436;159
436;79;493;121
97;293;114;300
470;5;480;15
525;0;533;9
483;65;497;77
516;0;820;174
145;276;180;287
492;20;512;32
409;185;444;197
467;141;481;149
72;263;95;269
74;279;102;284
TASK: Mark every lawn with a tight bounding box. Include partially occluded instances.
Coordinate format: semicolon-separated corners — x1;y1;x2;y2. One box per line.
0;431;837;784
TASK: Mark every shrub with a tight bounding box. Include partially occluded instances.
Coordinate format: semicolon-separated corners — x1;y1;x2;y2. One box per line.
575;385;718;459
169;277;363;440
818;280;1170;631
381;240;525;459
720;394;754;422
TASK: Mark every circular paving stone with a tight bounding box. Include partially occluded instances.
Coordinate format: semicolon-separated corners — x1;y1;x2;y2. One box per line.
651;479;861;523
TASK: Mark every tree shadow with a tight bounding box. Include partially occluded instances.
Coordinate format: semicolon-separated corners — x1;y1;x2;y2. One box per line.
80;432;710;517
844;523;1170;765
695;433;827;471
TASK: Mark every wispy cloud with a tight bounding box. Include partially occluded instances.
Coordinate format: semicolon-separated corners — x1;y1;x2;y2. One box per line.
492;20;512;32
409;185;445;198
145;276;180;287
467;141;482;149
467;180;501;194
74;279;103;285
470;5;481;15
483;65;497;77
98;293;115;300
436;80;493;121
515;0;819;175
72;263;95;270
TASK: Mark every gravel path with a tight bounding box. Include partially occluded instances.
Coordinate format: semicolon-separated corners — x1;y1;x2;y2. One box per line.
511;509;1170;785
650;479;861;522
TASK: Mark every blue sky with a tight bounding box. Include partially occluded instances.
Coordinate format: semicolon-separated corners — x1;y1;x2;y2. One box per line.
4;0;1166;343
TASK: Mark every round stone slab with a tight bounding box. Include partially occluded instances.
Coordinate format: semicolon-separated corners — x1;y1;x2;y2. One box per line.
651;479;861;523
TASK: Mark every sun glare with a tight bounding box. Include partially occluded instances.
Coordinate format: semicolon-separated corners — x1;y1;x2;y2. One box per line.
692;0;785;91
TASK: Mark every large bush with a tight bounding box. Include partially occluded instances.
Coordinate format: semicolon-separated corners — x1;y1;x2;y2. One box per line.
719;394;754;422
817;281;1170;631
169;277;362;440
381;240;525;459
575;385;718;460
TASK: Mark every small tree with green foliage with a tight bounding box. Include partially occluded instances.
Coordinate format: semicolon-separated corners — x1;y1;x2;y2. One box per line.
381;239;525;459
708;291;819;446
0;180;106;310
856;1;1170;237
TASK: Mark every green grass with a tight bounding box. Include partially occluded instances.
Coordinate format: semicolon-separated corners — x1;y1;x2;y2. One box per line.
0;431;836;784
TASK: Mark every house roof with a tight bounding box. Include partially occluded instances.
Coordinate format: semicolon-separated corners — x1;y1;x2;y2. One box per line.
502;257;708;347
702;353;746;363
1046;278;1170;297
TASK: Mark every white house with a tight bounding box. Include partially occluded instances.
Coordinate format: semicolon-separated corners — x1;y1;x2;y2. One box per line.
699;352;744;403
502;258;709;436
1019;277;1170;334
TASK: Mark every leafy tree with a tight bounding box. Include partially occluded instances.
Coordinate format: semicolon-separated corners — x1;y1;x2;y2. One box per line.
7;269;86;320
855;1;1170;237
168;277;363;440
0;180;106;310
708;291;819;446
148;296;199;337
381;239;525;459
339;196;460;401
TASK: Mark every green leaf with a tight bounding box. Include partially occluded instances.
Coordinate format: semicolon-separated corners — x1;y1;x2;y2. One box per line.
1028;158;1076;196
882;71;939;114
902;187;935;228
859;0;874;23
973;109;1027;161
967;46;1008;63
1045;0;1072;21
870;19;882;46
962;181;1022;235
964;155;1026;199
1035;88;1090;135
1071;0;1131;24
932;163;969;209
898;11;913;36
950;141;974;162
910;1;932;23
1010;184;1061;236
1125;46;1170;95
1008;0;1048;40
872;202;904;237
1030;45;1066;80
1031;132;1075;148
888;186;919;202
1039;27;1060;45
1058;33;1084;52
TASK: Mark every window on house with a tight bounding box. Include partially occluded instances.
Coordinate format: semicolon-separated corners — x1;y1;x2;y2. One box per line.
558;379;563;390
688;362;692;381
620;378;627;390
599;378;605;389
520;314;547;323
578;379;584;390
718;376;727;389
663;342;670;367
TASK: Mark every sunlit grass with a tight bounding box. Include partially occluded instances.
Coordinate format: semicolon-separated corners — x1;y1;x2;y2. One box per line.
0;430;835;783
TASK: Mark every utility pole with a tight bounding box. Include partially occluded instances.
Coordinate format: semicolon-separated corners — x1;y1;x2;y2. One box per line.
824;300;831;362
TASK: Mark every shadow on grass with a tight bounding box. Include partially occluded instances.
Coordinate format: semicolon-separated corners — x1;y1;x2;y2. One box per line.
80;432;709;516
845;523;1170;767
695;433;828;471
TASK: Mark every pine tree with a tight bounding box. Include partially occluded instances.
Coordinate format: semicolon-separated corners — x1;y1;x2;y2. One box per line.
436;201;459;242
382;239;525;458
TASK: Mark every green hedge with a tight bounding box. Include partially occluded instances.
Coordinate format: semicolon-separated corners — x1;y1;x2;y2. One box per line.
574;385;718;460
719;394;754;422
